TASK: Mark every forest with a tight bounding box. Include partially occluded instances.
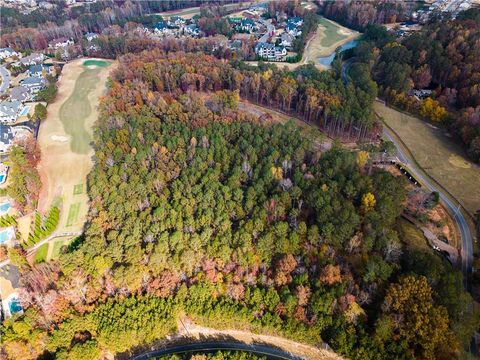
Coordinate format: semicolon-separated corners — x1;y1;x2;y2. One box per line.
317;0;409;30
1;50;477;360
351;9;480;162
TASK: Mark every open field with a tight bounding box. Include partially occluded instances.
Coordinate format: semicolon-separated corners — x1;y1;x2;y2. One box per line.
374;101;480;215
37;59;114;234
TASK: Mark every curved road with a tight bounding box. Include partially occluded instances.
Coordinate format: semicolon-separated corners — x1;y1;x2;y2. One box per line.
343;62;473;289
130;341;304;360
382;125;473;289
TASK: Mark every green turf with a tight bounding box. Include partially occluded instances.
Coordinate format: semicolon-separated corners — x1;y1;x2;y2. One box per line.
59;61;110;154
51;239;66;259
73;184;83;195
83;59;109;67
318;17;348;48
34;243;49;263
66;203;80;227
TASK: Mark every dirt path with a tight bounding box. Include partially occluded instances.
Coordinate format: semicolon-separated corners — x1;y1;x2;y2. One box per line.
179;319;343;360
37;58;115;234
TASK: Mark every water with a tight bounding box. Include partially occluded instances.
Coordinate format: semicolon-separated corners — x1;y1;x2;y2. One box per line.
8;296;22;315
0;202;11;215
318;39;359;68
0;226;14;244
19;106;30;116
0;174;5;184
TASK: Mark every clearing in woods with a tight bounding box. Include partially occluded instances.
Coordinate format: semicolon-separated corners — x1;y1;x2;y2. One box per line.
37;58;114;235
374;101;480;215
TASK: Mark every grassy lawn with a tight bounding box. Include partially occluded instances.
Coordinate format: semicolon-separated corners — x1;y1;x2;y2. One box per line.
73;184;83;195
59;62;110;154
396;218;429;251
66;203;80;227
51;239;66;259
34;243;49;263
374;101;480;215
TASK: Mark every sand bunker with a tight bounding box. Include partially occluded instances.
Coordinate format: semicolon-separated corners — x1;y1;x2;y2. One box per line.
51;135;70;142
448;154;471;169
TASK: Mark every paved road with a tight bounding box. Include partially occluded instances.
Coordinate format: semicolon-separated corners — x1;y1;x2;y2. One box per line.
383;125;473;289
130;341;304;360
0;65;10;95
342;61;473;289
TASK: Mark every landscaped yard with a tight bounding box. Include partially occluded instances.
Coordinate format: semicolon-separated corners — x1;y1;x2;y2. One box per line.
374;101;480;215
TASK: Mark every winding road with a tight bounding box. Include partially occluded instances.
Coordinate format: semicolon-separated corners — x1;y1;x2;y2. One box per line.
130;341;304;360
343;62;473;288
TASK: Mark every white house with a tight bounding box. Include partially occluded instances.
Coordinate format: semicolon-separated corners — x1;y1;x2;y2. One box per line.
255;42;287;61
19;53;45;66
21;76;46;94
286;23;302;37
28;64;52;77
280;32;294;48
48;37;74;50
85;32;98;42
0;48;20;60
0;101;24;124
183;24;200;36
167;16;186;27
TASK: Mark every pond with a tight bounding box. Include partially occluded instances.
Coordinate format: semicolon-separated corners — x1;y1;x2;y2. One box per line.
318;39;359;68
83;59;109;67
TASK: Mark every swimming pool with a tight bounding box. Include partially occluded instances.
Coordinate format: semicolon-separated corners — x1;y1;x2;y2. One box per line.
0;201;11;215
0;174;5;184
9;297;22;315
0;226;14;244
19;106;30;116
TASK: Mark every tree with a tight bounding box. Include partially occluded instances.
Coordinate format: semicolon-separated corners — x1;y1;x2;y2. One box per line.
361;192;376;212
382;275;458;359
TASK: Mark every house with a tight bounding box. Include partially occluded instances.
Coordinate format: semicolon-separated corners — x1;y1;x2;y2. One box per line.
85;32;98;42
280;32;294;48
238;18;257;33
0;48;20;60
9;86;30;102
19;53;45;66
48;37;74;50
154;21;171;34
21;76;46;94
408;89;433;100
0;101;24;124
0;124;14;154
168;16;185;27
255;42;287;61
28;64;51;77
286;22;302;37
228;40;243;51
287;16;304;27
184;24;201;36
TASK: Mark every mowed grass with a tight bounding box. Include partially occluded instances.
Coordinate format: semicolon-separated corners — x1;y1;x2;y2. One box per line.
73;183;83;195
51;239;67;259
83;59;109;67
66;203;80;227
34;243;49;263
374;101;480;215
318;17;348;48
59;62;110;154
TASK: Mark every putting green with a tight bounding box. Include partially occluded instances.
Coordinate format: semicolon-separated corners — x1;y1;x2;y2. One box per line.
83;59;109;67
59;60;110;154
73;183;83;195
